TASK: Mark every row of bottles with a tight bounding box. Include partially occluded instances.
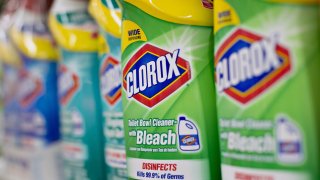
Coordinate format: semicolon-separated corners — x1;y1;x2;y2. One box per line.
0;0;318;180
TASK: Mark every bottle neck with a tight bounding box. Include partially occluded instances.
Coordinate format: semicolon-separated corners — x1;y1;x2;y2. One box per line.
51;0;88;14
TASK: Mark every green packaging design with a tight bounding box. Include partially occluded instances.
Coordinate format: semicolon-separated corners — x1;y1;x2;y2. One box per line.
49;0;105;179
214;0;320;179
121;0;220;179
89;0;127;178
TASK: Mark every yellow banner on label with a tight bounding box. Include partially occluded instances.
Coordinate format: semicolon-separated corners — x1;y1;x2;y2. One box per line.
214;0;240;34
121;20;147;52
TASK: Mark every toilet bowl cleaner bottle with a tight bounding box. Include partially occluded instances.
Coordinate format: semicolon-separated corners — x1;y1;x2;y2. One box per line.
89;0;127;179
49;0;105;179
121;0;220;179
10;0;60;153
214;0;320;179
8;0;61;179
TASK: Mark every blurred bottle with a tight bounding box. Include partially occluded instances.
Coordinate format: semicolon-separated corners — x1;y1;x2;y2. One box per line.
49;0;105;179
89;0;127;179
6;0;62;179
214;0;320;179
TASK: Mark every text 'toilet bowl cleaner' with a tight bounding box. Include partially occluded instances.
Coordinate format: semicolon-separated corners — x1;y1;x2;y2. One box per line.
121;0;221;179
49;0;105;179
89;0;127;179
214;0;320;179
7;0;61;179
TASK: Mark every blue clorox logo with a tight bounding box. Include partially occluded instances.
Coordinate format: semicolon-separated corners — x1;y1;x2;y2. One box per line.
100;56;122;106
123;44;191;108
215;28;292;104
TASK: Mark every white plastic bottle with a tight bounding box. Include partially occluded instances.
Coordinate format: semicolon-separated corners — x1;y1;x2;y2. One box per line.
178;116;200;151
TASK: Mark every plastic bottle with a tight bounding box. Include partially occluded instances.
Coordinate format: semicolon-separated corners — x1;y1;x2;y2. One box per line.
89;0;127;179
7;0;61;179
0;0;21;149
214;0;320;179
276;118;303;163
49;0;105;179
178;116;200;151
121;0;220;179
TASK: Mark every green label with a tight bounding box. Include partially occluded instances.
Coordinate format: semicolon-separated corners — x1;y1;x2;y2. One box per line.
214;0;320;179
121;2;220;180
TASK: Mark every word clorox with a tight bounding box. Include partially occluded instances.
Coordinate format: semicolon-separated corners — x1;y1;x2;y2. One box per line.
123;44;191;108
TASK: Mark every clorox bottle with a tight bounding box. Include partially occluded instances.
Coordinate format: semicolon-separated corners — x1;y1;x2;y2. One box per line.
121;0;220;179
89;0;127;179
214;0;320;179
8;0;61;179
178;116;200;151
49;0;105;179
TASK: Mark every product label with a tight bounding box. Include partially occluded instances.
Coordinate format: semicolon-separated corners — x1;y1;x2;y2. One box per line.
100;30;127;179
215;28;291;104
59;49;104;180
219;115;304;163
59;65;80;105
215;0;320;179
17;70;43;108
2;65;20;146
123;44;191;108
122;2;218;179
100;56;122;106
17;55;60;148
